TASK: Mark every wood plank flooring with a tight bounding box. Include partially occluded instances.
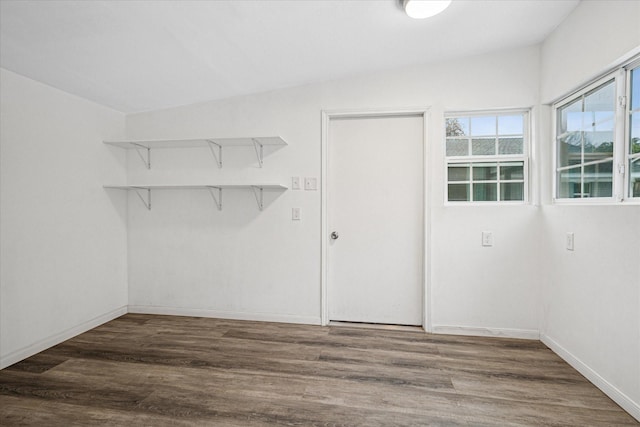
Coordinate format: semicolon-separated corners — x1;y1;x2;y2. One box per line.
1;314;637;426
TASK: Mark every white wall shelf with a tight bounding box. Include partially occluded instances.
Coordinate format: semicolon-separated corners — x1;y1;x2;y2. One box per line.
104;136;287;169
104;184;287;211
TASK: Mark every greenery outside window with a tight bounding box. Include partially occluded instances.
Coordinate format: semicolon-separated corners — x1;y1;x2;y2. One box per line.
445;111;529;203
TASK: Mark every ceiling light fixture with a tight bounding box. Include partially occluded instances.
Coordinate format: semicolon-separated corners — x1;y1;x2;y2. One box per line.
403;0;452;19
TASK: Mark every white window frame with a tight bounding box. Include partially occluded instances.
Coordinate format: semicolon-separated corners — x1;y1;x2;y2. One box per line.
444;109;531;205
552;57;640;204
624;59;640;201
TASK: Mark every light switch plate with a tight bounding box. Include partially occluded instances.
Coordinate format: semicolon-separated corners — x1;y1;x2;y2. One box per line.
482;231;493;247
304;177;317;191
292;177;301;190
566;232;574;251
292;207;301;220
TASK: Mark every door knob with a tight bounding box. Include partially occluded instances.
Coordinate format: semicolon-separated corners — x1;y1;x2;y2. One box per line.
330;231;339;240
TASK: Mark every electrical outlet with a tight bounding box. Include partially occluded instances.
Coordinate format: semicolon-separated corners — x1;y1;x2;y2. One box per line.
566;232;574;251
292;207;301;220
292;177;301;190
482;231;493;247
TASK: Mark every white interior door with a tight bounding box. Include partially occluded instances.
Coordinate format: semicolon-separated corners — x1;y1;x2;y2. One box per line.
327;114;424;326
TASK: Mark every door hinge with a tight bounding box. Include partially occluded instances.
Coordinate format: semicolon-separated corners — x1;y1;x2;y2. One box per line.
618;163;625;174
619;95;627;108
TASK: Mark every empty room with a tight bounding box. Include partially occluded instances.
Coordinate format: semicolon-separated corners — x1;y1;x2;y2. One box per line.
1;0;639;425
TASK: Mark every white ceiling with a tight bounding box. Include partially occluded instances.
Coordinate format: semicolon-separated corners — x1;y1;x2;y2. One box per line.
0;0;579;113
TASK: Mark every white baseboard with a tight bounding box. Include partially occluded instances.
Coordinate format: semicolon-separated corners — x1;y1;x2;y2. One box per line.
0;305;127;369
541;334;640;422
432;324;540;340
128;305;322;326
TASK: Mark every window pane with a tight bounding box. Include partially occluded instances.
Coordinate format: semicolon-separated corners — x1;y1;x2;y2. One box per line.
448;165;470;182
631;112;640;154
498;115;523;135
500;182;524;201
583;81;615;156
500;162;524;180
473;183;497;201
631;158;640;197
560;97;583;133
557;99;583;168
446;117;469;136
446;138;468;156
472;138;496;155
498;137;523;154
470;116;496;136
556;79;616;200
584;161;613;198
448;184;469;201
473;164;497;180
592;111;614;132
558;167;581;198
631;66;639;110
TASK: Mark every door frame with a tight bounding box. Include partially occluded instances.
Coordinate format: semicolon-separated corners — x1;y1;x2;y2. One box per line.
321;107;432;331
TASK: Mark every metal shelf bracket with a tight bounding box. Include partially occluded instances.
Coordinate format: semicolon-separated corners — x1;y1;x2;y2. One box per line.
251;138;264;168
132;187;151;210
131;143;151;169
251;186;264;210
207;186;223;211
206;140;222;168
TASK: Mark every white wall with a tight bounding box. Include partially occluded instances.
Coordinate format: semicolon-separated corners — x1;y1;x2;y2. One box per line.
540;0;640;103
539;0;640;418
125;45;542;335
0;69;128;368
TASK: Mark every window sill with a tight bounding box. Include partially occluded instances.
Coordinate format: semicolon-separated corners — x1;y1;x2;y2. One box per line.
551;199;640;206
444;201;532;207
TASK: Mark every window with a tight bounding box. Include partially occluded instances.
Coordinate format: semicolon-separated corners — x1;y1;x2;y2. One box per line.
445;111;529;203
553;59;640;202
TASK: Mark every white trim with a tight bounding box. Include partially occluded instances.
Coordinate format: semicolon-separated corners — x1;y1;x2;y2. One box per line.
624;63;639;201
321;110;329;326
444;107;533;117
541;334;640;422
0;305;127;369
128;305;321;326
423;109;432;333
432;324;540;340
320;107;431;330
443;202;538;208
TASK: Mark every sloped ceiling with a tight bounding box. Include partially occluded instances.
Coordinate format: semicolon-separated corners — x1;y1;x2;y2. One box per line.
0;0;579;113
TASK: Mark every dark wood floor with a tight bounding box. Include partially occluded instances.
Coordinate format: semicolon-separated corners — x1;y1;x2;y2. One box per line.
1;314;637;426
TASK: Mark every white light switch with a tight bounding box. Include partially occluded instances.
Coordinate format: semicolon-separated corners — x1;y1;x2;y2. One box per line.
292;177;301;190
482;231;493;247
292;207;301;221
566;232;574;251
304;177;317;191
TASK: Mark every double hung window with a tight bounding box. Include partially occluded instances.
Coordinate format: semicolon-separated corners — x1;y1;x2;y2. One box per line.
445;111;529;203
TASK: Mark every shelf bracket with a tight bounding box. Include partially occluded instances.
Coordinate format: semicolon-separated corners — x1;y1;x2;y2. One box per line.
251;138;264;168
206;140;222;168
207;186;222;211
251;186;264;211
131;143;151;169
132;187;151;210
